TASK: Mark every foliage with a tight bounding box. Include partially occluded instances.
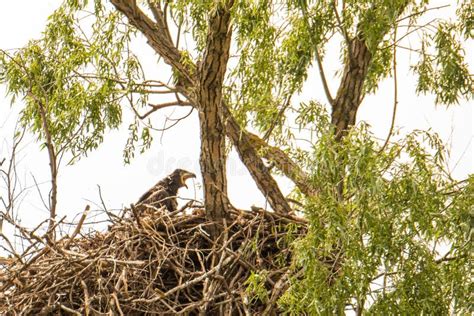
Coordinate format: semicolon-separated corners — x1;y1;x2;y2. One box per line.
456;0;473;39
0;2;147;163
278;102;472;314
414;22;473;105
245;270;270;304
2;0;471;159
231;0;472;139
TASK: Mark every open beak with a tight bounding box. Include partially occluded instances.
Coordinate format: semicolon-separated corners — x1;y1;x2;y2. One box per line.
181;171;196;189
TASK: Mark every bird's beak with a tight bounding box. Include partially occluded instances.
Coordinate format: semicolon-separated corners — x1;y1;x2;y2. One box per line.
181;171;196;189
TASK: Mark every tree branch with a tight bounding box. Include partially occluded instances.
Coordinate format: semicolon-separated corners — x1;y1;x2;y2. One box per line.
147;0;174;46
331;35;372;140
331;1;411;140
315;49;334;106
110;0;195;89
395;4;450;23
327;3;411;203
27;92;58;244
221;103;293;215
331;0;353;60
380;25;399;152
246;132;318;198
136;100;192;120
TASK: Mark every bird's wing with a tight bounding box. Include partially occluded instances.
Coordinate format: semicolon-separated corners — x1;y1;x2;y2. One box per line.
137;178;170;204
141;186;170;204
145;187;178;212
137;186;157;204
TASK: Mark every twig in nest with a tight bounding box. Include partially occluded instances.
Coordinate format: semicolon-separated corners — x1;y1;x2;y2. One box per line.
64;205;90;249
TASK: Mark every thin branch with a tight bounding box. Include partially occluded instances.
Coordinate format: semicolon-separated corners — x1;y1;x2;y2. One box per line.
30;173;50;212
435;255;463;264
147;0;174;48
298;4;335;106
27;92;58;244
262;96;291;141
380;26;399;152
64;205;90;249
3;49;62;244
331;0;353;59
395;4;450;23
175;17;183;50
152;107;194;135
381;19;439;51
96;184;110;214
315;49;334;106
137;101;192;120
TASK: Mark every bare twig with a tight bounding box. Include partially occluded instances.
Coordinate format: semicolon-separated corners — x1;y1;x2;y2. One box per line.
64;205;90;249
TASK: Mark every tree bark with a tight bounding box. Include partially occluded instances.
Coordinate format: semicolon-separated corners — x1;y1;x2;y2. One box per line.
196;2;234;234
330;1;411;140
246;132;318;198
331;37;372;140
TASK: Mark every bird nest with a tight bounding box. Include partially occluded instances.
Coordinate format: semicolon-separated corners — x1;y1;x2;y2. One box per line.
0;206;306;315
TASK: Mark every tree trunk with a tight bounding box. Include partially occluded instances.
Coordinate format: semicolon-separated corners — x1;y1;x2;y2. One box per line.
196;2;234;236
331;37;372;140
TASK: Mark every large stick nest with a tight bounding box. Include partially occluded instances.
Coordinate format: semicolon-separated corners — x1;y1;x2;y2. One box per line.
0;206;306;315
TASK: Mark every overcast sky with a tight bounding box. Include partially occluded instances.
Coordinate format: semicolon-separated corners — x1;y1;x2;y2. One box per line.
0;1;472;236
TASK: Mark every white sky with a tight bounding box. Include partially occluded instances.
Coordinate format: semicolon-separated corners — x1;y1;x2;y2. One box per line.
0;0;472;235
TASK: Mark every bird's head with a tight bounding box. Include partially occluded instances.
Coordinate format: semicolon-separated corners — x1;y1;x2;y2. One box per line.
171;169;196;189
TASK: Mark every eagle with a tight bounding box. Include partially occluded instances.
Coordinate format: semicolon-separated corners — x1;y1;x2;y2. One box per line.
136;169;196;212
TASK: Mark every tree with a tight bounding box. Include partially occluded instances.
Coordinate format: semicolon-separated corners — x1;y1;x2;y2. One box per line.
0;0;472;314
